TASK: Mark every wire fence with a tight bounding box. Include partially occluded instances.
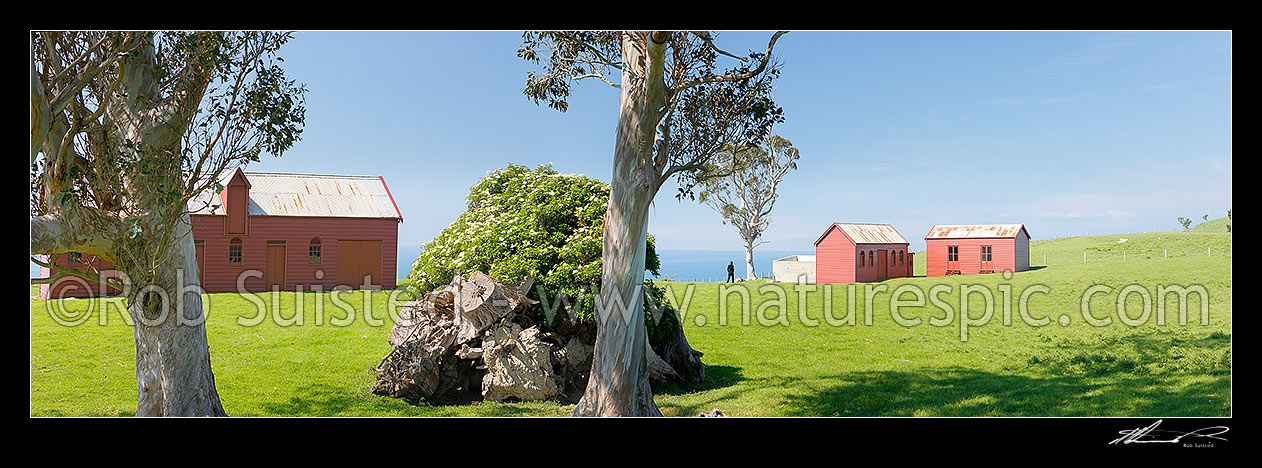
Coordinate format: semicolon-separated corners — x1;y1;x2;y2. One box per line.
1032;247;1231;265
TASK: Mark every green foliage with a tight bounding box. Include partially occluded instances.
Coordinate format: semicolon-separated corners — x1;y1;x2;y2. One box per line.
406;164;664;326
643;280;680;344
1177;217;1192;231
517;31;787;201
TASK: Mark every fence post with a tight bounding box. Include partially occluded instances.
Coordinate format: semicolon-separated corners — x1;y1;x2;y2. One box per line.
1165;248;1167;259
1083;251;1087;263
1043;253;1046;265
1208;247;1211;257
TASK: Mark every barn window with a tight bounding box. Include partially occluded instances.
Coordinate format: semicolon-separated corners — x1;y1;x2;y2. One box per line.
981;245;992;262
900;250;905;265
68;252;84;265
948;246;959;262
859;251;864;267
229;238;243;264
868;251;874;266
309;238;322;263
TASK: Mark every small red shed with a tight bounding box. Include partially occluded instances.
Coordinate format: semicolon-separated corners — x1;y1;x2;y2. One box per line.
814;223;913;284
924;224;1030;277
38;169;404;299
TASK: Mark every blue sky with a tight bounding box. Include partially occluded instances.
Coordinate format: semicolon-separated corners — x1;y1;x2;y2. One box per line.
238;30;1231;253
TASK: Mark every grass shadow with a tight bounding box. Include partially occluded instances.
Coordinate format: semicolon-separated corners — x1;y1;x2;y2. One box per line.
653;364;745;396
778;366;1228;417
257;383;367;416
257;383;547;416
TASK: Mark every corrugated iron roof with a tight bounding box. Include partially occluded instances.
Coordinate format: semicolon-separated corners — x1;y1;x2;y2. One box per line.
187;171;402;219
815;223;909;245
924;224;1028;239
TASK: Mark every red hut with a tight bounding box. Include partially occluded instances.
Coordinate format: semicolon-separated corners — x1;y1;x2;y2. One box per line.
924;224;1030;277
38;169;403;299
814;223;913;284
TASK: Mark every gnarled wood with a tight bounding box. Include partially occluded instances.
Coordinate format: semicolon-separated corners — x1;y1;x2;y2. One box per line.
480;323;560;402
651;310;706;384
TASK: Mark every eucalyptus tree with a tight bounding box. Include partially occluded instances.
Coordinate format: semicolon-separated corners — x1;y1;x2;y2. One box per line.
30;31;306;416
518;30;788;416
697;135;800;280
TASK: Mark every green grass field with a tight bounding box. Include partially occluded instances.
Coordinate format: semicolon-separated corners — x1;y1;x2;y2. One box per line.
1191;215;1231;233
30;229;1230;416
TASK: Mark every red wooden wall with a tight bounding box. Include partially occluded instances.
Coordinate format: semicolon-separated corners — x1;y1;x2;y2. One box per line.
37;253;123;300
38;215;399;299
815;225;857;284
853;243;914;283
815;225;912;284
190;214;399;293
925;237;1028;277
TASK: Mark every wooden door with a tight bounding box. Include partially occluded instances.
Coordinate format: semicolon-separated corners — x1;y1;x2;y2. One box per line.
337;240;382;289
195;243;206;287
876;250;888;279
265;243;286;290
980;245;993;271
947;245;959;271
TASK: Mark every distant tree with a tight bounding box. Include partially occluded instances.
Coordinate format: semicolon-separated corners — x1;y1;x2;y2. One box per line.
696;135;799;280
1227;209;1232;233
1178;217;1192;231
518;30;787;416
1203;214;1209;222
30;31;306;416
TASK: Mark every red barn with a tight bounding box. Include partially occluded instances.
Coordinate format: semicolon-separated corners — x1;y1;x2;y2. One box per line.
38;168;403;299
814;223;913;284
924;224;1030;277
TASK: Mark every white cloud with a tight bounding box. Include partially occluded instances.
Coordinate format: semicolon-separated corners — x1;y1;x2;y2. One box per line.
1209;158;1231;175
1036;210;1082;218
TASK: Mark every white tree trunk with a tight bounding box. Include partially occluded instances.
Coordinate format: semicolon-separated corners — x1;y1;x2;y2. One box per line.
744;239;756;280
131;213;226;416
572;32;666;417
32;32;228;417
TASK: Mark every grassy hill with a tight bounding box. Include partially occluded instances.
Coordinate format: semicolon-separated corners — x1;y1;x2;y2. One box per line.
1191;216;1232;233
31;229;1231;416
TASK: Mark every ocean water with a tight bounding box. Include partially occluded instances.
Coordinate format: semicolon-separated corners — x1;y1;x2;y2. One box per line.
32;247;810;284
394;247;807;283
652;249;804;282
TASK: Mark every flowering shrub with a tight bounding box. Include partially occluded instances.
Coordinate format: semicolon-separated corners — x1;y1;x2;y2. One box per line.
406;163;665;326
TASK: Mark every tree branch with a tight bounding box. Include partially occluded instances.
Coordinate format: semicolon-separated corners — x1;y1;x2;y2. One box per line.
30;210;123;262
689;31;748;62
673;31;787;93
30;256;125;291
554;31;623;70
571;72;620;88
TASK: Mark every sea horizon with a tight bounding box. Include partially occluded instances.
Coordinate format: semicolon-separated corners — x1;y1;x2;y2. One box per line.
32;247;815;284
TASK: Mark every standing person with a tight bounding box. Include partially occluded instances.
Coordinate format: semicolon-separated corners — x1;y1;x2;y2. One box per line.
726;261;735;283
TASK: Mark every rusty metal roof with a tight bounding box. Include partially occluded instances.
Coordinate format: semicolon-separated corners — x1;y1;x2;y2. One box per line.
815;223;909;245
187;171;403;219
924;224;1028;239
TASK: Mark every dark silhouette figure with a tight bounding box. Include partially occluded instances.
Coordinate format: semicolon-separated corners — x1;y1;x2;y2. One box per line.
726;261;735;283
